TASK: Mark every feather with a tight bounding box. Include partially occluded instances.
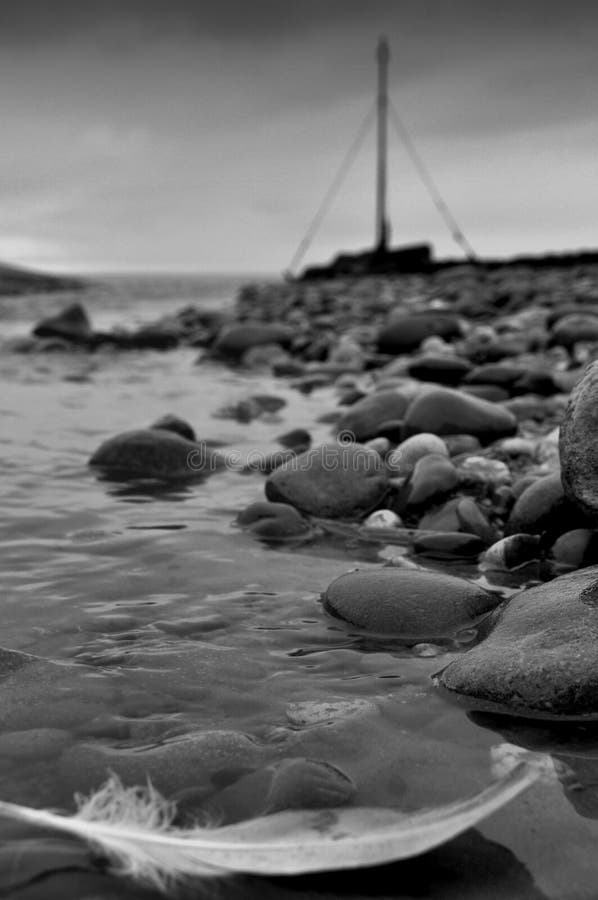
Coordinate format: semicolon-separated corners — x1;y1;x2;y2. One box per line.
0;744;555;893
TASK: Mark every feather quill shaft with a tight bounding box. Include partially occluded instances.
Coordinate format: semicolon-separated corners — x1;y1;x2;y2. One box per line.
0;744;555;892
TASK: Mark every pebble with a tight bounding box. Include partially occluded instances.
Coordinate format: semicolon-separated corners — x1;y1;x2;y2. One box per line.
323;567;498;638
412;532;486;559
505;471;585;537
237;500;311;539
398;453;459;512
407;354;472;385
335;389;409;442
386;433;448;476
265;442;389;518
363;509;403;529
437;564;598;718
401;387;517;444
479;534;542;571
149;413;196;442
276;427;312;451
377;311;461;354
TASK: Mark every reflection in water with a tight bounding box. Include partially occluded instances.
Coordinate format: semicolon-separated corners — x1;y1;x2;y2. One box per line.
469;712;598;819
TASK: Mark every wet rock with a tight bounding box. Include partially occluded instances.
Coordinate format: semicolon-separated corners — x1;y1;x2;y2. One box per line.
437;565;598;719
401;387;517;444
335;389;409;442
499;437;535;458
33;302;92;344
89;429;225;480
479;534;542;571
149;414;196;442
364;436;391;457
377;312;461;355
549;529;598;570
237;500;310;539
561;361;598;519
412;532;486;559
387;433;448;476
398;453;459;512
245;448;297;474
213;323;293;359
265;442;389;518
505;472;584;536
407;355;471;386
323;568;497;638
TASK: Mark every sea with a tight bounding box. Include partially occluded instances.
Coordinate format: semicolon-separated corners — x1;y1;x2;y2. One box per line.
1;274;598;899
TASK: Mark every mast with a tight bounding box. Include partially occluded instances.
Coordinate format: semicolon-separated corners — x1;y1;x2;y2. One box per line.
375;36;390;253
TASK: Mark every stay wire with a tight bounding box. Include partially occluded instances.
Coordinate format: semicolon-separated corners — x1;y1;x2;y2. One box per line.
388;100;478;262
286;104;376;277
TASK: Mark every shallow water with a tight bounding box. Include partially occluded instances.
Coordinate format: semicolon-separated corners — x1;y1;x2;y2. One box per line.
1;276;598;899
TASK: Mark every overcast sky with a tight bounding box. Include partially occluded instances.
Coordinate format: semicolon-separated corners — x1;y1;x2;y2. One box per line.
1;0;597;273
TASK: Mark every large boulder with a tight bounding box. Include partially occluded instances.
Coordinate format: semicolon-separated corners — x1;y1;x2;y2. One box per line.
401;387;517;444
335;390;409;442
377;312;461;355
323;568;497;638
33;302;93;343
561;361;598;519
437;565;598;719
265;442;389;518
89;429;225;480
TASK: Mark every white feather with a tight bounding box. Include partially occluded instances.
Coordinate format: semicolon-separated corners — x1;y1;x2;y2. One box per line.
0;744;555;893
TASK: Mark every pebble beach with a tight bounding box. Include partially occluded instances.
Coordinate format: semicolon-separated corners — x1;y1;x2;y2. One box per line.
3;261;598;898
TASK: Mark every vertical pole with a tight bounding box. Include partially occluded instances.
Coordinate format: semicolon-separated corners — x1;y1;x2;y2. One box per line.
375;36;390;253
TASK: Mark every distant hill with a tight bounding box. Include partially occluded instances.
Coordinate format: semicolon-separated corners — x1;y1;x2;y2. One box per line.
0;261;84;296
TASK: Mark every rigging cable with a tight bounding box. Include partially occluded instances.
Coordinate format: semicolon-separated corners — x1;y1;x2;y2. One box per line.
286;104;376;277
388;100;478;262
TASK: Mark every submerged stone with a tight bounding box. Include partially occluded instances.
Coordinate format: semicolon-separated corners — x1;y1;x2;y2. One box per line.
437;565;598;719
323;567;497;638
89;428;224;480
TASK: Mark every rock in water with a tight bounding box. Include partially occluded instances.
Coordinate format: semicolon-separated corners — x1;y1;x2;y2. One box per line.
561;361;598;519
89;429;224;480
437;565;598;719
323;568;497;638
265;442;389;518
401;387;517;444
33;302;93;343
